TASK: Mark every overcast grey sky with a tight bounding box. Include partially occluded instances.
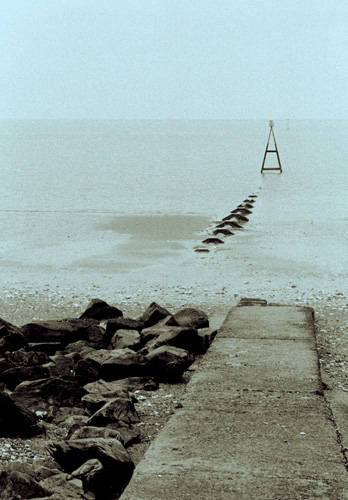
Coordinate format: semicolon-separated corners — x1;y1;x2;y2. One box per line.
1;0;348;119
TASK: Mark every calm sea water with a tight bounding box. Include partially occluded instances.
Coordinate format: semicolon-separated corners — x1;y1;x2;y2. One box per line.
0;119;347;280
0;119;347;218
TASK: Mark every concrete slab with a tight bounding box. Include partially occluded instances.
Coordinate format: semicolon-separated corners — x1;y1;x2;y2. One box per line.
121;305;348;499
325;389;348;459
132;396;343;478
187;337;320;392
121;470;348;500
219;305;314;340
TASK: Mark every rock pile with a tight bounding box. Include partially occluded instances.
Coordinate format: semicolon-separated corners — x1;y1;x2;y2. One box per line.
0;299;216;499
194;189;261;252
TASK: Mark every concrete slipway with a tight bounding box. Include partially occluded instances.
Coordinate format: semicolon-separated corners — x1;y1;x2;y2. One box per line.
121;304;348;499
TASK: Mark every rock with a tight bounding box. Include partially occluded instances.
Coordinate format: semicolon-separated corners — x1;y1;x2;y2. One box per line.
0;392;41;437
99;349;146;381
84;376;158;397
13;377;86;412
51;406;87;426
64;340;96;356
201;238;224;244
0;318;28;352
69;426;123;442
137;302;172;329
196;328;218;354
194;247;210;253
221;214;237;221
0;365;50;390
142;326;200;354
0;356;12;373
29;342;62;355
43;353;78;378
79;299;123;321
82;392;125;414
0;470;51;499
39;472;88;499
87;396;139;428
172;308;209;329
109;329;142;351
213;229;234;236
70;459;104;499
21;319;106;348
103;317;144;337
6;349;49;367
48;438;134;496
75;358;101;385
145;345;194;382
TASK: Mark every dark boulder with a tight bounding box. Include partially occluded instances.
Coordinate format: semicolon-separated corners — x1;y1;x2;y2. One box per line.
75;357;100;385
0;470;51;499
84;376;158;398
79;298;123;321
137;302;172;329
0;392;42;437
109;329;142;351
142;326;200;355
21;318;106;348
103;317;144;337
172;308;209;329
6;348;49;367
0;365;50;390
69;426;123;442
13;377;86;412
194;247;210;253
145;345;194;382
85;348;146;381
48;438;134;497
87;396;139;429
70;459;105;499
39;472;87;499
0;318;28;353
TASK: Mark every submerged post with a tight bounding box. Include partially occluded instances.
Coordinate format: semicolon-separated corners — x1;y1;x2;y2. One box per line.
261;120;283;174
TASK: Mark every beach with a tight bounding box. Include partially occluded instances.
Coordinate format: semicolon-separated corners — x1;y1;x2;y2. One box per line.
0;120;347;475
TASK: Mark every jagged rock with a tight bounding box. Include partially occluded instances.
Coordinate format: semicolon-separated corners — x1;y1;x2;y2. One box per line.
0;392;42;437
137;302;172;329
69;426;123;442
103;317;144;337
21;319;106;348
6;348;49;367
194;247;210;253
88;349;146;381
64;340;96;356
196;328;218;354
13;377;86;412
82;392;127;414
201;237;224;244
29;342;62;355
70;459;104;499
142;326;200;354
75;358;100;384
172;308;209;329
87;396;139;428
0;356;12;373
48;438;134;497
109;329;142;350
50;406;86;426
0;470;51;499
0;365;50;390
0;318;28;352
222;214;237;221
79;299;123;321
145;345;194;382
43;353;79;378
39;472;88;499
84;377;158;398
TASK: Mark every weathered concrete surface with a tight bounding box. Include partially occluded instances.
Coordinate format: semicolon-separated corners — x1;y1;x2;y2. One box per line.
121;305;348;499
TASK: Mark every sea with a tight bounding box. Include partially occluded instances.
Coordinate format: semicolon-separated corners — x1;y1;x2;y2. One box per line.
0;119;347;285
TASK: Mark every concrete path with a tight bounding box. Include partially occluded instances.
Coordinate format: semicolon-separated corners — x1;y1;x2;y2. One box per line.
121;304;348;499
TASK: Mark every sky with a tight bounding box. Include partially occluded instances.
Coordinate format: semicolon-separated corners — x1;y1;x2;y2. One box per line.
1;0;348;119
